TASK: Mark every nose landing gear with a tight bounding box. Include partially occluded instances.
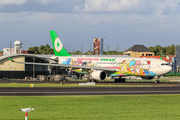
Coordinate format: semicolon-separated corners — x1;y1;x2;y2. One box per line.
155;76;161;84
87;78;98;82
155;80;160;83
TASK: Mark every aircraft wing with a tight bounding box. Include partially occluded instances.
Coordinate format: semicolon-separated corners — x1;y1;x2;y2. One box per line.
14;61;120;72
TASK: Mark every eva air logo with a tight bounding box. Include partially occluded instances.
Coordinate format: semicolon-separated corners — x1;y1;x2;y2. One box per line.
54;37;63;52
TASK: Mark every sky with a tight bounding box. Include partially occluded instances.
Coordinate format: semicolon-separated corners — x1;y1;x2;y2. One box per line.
0;0;180;53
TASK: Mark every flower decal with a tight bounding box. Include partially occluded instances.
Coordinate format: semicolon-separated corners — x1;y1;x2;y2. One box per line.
54;37;63;52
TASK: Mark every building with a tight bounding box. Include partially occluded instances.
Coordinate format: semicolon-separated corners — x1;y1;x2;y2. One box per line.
21;50;34;54
166;55;175;65
0;54;64;79
173;45;180;73
124;45;154;57
0;40;67;79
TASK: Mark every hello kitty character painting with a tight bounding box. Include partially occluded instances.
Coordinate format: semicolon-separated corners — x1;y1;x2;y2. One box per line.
141;60;151;75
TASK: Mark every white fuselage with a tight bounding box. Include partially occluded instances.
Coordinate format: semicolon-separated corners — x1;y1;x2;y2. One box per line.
50;55;171;77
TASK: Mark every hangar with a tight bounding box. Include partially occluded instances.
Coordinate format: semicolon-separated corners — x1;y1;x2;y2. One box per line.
0;54;63;79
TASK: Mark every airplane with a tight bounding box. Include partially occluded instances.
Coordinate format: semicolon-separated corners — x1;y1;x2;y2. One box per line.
9;31;172;83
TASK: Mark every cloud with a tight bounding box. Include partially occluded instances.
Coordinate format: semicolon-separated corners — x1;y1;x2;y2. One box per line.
0;1;180;51
0;0;83;13
35;0;59;5
73;0;180;14
74;0;141;12
0;0;27;7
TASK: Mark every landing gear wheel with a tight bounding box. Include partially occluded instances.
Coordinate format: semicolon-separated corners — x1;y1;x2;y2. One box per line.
115;78;118;82
117;78;121;83
95;80;98;83
155;80;160;84
122;78;125;83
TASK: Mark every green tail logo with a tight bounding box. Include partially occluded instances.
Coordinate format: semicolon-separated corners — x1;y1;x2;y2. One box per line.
50;31;71;56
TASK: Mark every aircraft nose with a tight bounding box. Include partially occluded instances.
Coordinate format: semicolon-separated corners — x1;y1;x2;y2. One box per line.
166;66;172;73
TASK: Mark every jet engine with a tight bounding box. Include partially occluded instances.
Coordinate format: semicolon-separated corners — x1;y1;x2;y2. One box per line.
91;70;107;81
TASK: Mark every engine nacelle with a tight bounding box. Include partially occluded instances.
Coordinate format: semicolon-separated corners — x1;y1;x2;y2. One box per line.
91;70;107;81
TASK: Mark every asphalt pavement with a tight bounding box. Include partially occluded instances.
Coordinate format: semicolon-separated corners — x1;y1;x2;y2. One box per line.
1;87;180;96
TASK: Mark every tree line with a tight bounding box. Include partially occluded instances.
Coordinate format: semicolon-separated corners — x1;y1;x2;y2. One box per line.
28;44;54;54
148;44;175;56
69;50;124;55
27;44;176;56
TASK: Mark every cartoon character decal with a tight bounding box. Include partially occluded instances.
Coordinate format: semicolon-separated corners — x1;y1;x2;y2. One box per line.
62;58;157;77
134;60;141;74
128;59;136;73
118;59;129;73
67;58;72;65
141;60;150;75
116;59;156;77
62;58;98;67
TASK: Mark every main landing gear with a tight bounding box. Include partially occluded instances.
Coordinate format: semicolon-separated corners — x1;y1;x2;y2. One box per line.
87;78;98;83
114;78;126;83
155;80;160;83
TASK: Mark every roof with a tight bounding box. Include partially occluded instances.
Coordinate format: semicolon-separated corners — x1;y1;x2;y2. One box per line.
166;55;175;57
21;50;35;54
126;45;151;52
0;54;55;63
140;56;170;62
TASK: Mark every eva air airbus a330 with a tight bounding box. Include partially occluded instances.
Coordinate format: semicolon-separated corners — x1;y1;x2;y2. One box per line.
9;31;172;83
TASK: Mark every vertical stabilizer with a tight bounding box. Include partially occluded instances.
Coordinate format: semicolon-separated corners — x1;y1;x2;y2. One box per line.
50;31;71;56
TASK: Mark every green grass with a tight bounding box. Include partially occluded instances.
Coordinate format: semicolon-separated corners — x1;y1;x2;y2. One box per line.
0;95;180;120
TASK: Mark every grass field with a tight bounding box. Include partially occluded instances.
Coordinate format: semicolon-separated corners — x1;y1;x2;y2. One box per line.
0;95;180;120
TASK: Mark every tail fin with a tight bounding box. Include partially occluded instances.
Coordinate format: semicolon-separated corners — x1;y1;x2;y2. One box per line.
50;31;71;56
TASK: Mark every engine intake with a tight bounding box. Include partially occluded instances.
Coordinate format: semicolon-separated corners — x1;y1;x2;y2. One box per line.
91;70;107;81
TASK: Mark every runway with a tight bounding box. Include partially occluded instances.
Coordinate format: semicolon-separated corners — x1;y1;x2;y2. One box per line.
1;87;180;96
1;80;180;85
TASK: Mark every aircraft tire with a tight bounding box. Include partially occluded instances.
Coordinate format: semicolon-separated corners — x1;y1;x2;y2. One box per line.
117;78;121;82
115;78;118;82
122;78;125;83
155;80;160;84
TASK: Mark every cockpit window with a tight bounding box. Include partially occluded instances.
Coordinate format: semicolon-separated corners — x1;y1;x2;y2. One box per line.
161;63;169;66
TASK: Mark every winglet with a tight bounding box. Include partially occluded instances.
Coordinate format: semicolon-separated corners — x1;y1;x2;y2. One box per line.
8;58;15;62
